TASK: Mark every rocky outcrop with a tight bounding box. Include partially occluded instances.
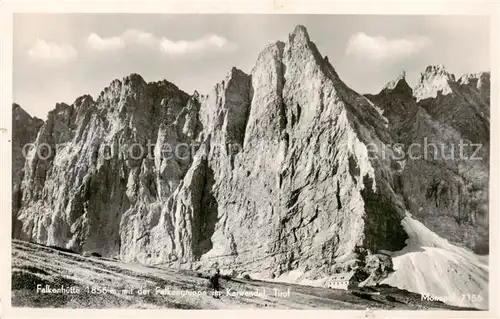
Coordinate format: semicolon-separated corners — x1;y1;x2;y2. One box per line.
414;66;489;145
364;71;416;142
16;76;196;259
366;68;490;254
12;24;489;296
12;104;44;238
413;65;455;101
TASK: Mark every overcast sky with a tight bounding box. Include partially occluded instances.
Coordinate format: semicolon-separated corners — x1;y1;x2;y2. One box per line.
14;14;490;119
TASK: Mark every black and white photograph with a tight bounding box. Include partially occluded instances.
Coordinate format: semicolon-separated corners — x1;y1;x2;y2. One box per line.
1;4;497;315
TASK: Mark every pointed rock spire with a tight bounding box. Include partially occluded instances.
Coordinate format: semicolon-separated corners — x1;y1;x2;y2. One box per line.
123;73;146;88
383;70;406;90
423;64;454;78
414;64;456;101
381;70;412;97
290;25;311;43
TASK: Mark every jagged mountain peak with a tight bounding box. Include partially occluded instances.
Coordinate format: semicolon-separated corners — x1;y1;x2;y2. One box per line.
286;25;321;57
419;64;456;84
422;64;455;79
396;70;406;80
424;64;445;72
224;66;249;86
12;24;490;310
381;71;412;97
99;72;147;94
458;71;490;86
282;25;346;88
73;94;94;108
52;102;72;113
413;65;490;103
123;72;147;86
12;103;28;119
96;72;190;106
228;66;248;77
384;70;406;88
254;41;285;66
285;25;329;71
414;64;456;101
289;24;311;43
210;66;250;98
12;103;38;122
100;73;147;93
478;71;490;81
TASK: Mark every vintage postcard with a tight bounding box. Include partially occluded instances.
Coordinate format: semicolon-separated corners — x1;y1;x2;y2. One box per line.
0;1;498;318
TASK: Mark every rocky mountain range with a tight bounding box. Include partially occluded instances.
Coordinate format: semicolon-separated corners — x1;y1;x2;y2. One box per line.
12;25;490;308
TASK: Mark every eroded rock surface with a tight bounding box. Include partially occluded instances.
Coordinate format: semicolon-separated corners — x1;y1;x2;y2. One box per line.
13;25;489;287
366;69;489;254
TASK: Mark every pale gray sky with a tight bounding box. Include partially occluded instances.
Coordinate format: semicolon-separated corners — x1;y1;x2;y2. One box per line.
14;14;490;119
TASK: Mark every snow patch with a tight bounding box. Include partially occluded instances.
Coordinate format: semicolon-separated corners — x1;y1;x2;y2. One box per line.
382;213;488;309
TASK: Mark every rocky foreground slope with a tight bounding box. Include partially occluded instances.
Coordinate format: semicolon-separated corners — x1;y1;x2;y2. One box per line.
11;240;475;310
12;25;490;309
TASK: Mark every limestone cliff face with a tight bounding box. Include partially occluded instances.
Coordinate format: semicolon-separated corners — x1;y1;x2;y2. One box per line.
414;66;489;146
189;27;407;278
366;69;490;254
13;25;489;283
16;76;196;259
12;104;43;237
